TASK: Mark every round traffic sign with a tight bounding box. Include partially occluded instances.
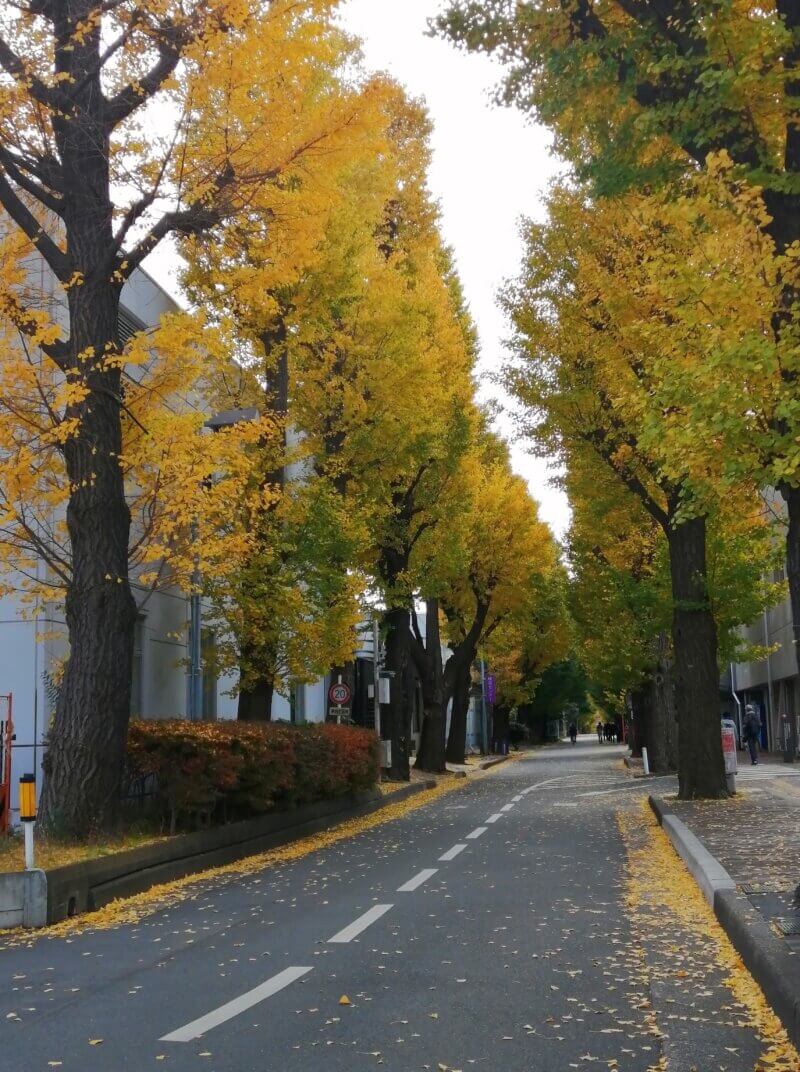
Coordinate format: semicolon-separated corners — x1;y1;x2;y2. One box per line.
328;681;352;706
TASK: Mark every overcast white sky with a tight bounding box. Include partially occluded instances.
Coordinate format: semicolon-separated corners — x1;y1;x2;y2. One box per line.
338;0;570;538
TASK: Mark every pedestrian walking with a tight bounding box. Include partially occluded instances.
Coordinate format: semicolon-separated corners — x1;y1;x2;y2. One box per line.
743;703;761;765
568;721;578;745
596;720;604;744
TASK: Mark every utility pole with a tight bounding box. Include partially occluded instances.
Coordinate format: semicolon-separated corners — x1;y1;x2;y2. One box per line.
480;658;489;755
188;520;202;722
187;408;259;722
372;615;381;739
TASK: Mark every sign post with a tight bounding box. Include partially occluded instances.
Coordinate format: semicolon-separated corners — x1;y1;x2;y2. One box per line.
721;718;738;794
327;680;352;724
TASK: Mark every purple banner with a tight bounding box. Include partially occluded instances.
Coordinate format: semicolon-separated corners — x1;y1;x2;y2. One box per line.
486;674;496;706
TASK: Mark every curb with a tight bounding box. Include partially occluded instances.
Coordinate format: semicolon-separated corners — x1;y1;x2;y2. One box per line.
478;756;510;771
648;795;735;905
649;794;800;1050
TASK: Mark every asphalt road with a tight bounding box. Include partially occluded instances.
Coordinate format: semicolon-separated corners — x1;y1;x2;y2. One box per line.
1;739;787;1071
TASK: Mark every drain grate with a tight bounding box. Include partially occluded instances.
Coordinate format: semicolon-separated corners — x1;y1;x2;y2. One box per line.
774;917;800;937
742;883;792;895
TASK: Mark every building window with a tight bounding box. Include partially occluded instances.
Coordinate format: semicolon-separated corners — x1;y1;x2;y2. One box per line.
201;628;217;722
131;615;145;716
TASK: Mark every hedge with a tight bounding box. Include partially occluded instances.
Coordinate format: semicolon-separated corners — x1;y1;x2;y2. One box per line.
127;720;380;833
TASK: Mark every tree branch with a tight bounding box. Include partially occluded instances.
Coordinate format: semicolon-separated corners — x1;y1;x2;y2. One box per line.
0;144;62;212
0;170;69;280
0;33;61;107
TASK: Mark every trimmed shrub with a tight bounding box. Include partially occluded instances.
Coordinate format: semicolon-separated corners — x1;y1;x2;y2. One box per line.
127;720;380;833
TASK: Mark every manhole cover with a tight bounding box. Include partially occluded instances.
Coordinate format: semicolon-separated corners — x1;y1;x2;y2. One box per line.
774;918;800;937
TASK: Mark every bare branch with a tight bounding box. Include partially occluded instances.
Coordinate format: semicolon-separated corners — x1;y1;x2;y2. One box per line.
0;170;69;280
0;34;61;107
0;144;62;212
102;23;190;131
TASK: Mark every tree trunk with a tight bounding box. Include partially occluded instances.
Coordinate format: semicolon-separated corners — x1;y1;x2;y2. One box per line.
414;599;447;773
39;27;136;830
237;335;288;721
384;605;412;780
650;631;678;772
39;285;136;834
630;687;653;763
627;699;642;758
237;670;274;721
445;662;472;764
668;515;727;798
492;706;510;753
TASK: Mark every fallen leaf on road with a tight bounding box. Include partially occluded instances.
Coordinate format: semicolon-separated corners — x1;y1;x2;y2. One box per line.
339;995;351;1006
89;1039;103;1045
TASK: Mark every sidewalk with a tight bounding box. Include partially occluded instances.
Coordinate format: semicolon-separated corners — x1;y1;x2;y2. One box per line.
667;759;800;895
650;763;800;1049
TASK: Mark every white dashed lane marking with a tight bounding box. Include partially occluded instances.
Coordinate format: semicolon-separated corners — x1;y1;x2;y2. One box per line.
486;813;503;823
328;904;393;944
397;868;438;892
160;966;313;1043
466;826;487;840
439;843;467;861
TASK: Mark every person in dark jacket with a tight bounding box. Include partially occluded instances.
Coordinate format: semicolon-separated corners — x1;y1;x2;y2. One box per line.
743;704;761;765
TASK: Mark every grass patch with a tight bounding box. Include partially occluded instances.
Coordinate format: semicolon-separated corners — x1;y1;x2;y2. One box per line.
0;828;168;873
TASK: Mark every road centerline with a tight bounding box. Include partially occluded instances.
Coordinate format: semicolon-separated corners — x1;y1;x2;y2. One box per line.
328;904;393;943
466;826;488;839
160;966;313;1043
397;868;438;892
439;843;467;861
486;813;503;823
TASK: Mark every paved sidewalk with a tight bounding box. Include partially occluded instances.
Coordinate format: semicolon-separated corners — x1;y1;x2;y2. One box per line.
671;767;799;878
660;763;800;944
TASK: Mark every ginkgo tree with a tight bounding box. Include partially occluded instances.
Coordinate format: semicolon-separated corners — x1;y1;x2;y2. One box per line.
0;0;386;832
276;100;481;779
565;455;677;771
409;433;568;769
502;180;778;797
179;31;396;721
438;0;800;687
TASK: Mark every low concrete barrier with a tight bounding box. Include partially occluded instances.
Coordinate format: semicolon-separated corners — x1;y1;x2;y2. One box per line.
0;868;46;928
2;780;435;929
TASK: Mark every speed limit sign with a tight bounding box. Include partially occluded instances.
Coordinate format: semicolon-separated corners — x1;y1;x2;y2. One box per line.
328;681;352;707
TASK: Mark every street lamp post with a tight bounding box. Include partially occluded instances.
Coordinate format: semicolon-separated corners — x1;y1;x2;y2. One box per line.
187;408;258;722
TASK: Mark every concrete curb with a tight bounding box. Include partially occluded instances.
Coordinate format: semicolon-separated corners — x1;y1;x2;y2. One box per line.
478;756;510;771
3;779;437;929
649;794;800;1050
648;795;735;905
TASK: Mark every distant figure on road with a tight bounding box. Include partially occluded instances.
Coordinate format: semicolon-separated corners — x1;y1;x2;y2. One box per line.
604;721;614;742
743;704;761;765
615;719;623;743
596;720;604;744
568;721;578;745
